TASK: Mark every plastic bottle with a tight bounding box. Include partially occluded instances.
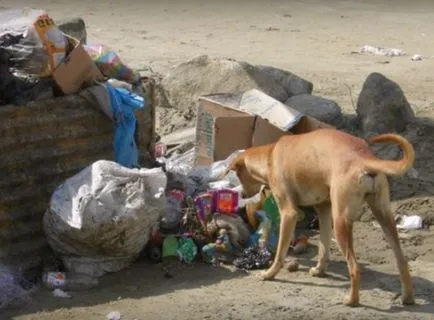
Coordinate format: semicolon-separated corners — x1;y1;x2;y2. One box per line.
42;272;99;291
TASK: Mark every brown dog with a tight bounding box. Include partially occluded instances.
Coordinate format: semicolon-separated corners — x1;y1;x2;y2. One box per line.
224;128;415;307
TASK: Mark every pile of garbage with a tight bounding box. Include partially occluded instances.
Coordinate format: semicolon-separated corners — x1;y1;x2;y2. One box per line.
36;148;314;296
0;8;141;105
151;149;311;269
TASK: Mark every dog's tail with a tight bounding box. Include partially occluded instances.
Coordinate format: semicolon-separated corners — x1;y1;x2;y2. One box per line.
363;133;415;176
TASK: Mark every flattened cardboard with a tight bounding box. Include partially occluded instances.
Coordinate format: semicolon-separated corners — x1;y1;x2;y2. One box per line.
239;89;303;131
53;44;103;94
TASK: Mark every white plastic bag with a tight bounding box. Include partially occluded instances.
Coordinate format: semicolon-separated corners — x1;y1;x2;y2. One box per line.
163;149;243;198
43;160;167;278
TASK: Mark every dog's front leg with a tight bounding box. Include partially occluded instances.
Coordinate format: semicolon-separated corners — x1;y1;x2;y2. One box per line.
260;197;298;281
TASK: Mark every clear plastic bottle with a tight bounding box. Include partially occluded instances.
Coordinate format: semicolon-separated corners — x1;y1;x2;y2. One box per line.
42;272;99;291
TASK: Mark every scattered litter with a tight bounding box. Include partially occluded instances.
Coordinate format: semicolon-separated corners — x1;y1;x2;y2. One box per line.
290;235;309;254
107;78;133;91
247;210;278;253
52;288;71;299
233;246;272;270
407;167;419;179
376;60;390;64
202;229;235;264
287;259;299;272
411;54;423;61
84;43;140;83
107;311;122;320
397;215;423;230
359;45;406;57
177;237;197;264
43;272;99;291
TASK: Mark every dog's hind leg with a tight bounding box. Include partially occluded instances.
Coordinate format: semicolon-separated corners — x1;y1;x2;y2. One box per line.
259;188;298;281
310;202;332;277
331;186;361;307
365;175;415;305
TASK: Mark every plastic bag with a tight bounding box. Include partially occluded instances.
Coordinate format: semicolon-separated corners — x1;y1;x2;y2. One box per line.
163;149;243;198
0;265;32;309
0;8;67;77
43;160;167;278
83;44;140;83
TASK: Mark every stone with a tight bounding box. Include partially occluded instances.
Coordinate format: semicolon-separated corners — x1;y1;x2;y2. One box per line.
255;65;313;97
162;55;288;104
356;72;414;134
56;17;87;44
284;94;343;126
160;55;294;134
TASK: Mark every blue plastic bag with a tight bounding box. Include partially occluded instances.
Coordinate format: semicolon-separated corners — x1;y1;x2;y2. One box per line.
105;83;144;168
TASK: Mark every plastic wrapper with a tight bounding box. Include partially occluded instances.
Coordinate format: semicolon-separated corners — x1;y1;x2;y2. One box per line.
0;8;67;77
233;246;272;270
43;160;167;278
83;44;140;83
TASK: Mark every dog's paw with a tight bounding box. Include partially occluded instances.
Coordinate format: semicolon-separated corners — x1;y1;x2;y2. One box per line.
343;295;359;308
309;267;326;278
401;294;415;306
257;271;274;281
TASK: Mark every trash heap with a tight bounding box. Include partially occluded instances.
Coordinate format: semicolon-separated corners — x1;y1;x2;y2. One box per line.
38;149;315;296
36;88;327;296
0;8;140;106
149;149;312;271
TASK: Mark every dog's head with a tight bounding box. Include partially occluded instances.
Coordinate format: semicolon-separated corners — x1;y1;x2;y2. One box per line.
224;154;263;198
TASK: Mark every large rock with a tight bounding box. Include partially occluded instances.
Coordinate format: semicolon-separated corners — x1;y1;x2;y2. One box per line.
256;65;313;97
284;94;343;126
356;72;414;134
161;55;289;112
56;17;87;44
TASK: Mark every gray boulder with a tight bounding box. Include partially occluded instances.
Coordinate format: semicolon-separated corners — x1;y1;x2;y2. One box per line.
356;72;414;134
161;55;289;112
56;17;87;44
284;94;343;126
256;65;313;97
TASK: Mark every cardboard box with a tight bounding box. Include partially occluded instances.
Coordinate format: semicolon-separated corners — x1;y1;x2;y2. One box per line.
195;89;332;166
53;42;103;94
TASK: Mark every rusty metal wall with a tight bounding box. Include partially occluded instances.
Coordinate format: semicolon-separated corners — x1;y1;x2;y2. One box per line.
0;80;156;271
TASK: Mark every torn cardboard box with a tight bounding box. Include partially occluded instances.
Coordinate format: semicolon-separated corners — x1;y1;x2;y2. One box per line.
53;38;103;94
195;89;332;166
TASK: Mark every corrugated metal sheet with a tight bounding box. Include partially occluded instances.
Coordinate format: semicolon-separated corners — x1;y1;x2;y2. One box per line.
0;80;156;271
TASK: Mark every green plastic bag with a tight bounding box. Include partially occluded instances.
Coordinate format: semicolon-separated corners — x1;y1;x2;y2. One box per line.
162;235;179;259
261;194;280;231
261;194;306;235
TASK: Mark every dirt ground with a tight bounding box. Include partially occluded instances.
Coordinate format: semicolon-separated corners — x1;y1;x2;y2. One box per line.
2;0;434;319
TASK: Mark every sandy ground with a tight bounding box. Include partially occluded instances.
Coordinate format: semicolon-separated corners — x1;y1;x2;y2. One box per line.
2;0;434;319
